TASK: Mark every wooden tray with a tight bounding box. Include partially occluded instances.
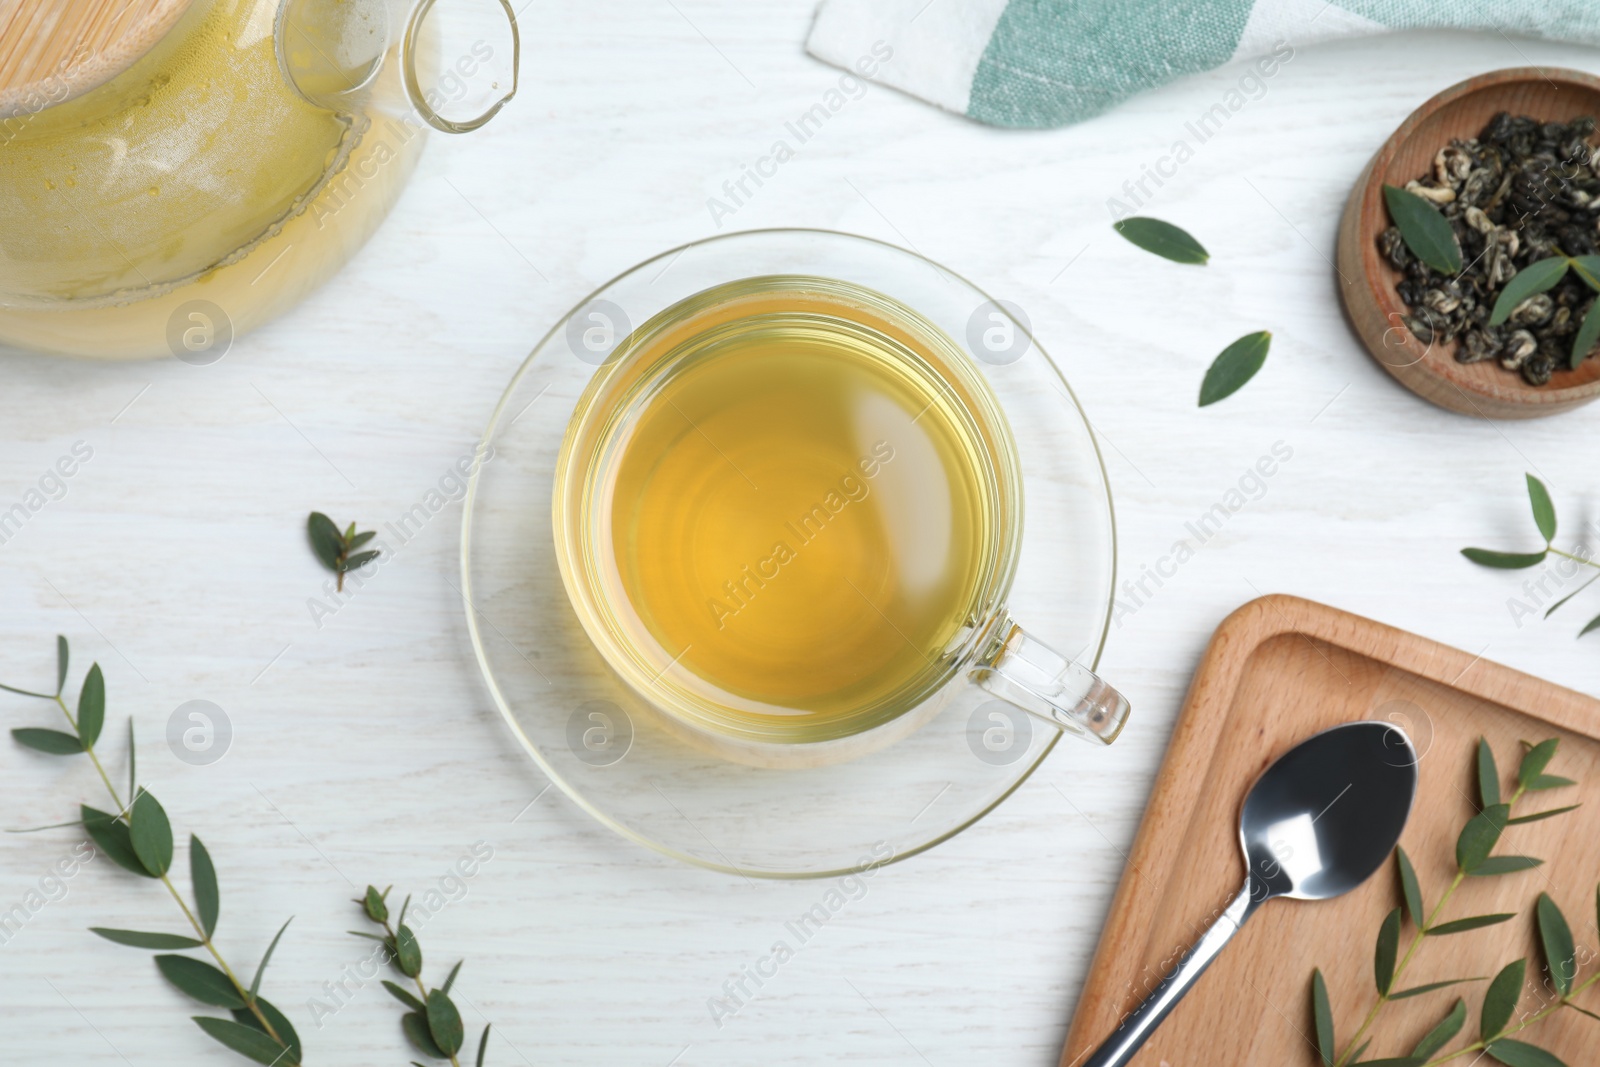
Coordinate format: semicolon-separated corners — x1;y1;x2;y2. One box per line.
1061;595;1600;1067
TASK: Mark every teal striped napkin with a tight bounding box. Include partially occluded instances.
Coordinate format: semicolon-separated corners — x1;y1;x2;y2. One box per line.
806;0;1600;128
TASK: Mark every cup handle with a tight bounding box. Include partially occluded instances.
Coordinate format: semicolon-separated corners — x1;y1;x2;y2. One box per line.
969;612;1129;745
402;0;521;134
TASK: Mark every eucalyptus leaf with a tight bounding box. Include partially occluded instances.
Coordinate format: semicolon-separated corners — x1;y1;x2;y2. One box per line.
1312;968;1335;1067
307;512;344;571
1396;847;1425;930
127;718;136;799
1536;893;1576;998
402;1011;448;1059
1570;300;1600;370
1349;1040;1372;1064
192;1016;290;1066
1429;913;1516;936
1352;1059;1423;1066
129;789;174;877
81;805;155;878
1457;803;1510;872
349;530;377;550
342;550;380;572
1480;959;1526;1041
156;954;246;1008
477;1024;492;1067
1486;1039;1568;1067
232;995;302;1064
426;989;465;1056
1383;184;1462;275
1519;740;1559;785
191;834;219;939
1376;906;1402;995
1526;475;1557;543
1523;774;1575;792
364;885;389;923
90;928;203;950
1461;548;1547;569
1508;804;1580;824
0;679;54;698
1467;856;1544;877
396;924;422;978
1112;217;1209;264
1412;998;1466;1059
12;727;84;755
1490;257;1570;326
383;980;426;1013
1198;330;1271;407
1477;739;1500;809
1544;574;1598;618
55;635;67;695
1581;612;1600;638
76;663;104;748
443;959;463;994
250;917;292;1001
1390;977;1484;1000
1568;254;1600;292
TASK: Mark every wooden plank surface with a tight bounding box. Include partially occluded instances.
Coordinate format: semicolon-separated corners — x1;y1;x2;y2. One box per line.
1062;595;1600;1067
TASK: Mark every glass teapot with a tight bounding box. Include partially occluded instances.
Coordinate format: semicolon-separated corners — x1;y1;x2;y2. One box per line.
0;0;518;359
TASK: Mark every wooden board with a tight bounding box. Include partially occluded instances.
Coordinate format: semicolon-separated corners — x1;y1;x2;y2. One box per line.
1061;595;1600;1067
0;0;191;116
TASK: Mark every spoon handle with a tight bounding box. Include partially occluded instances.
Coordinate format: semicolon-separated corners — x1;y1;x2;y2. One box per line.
1078;880;1260;1067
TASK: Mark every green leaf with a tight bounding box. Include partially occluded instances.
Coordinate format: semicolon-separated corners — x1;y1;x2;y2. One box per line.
442;959;463;994
1112;217;1210;264
1570;300;1600;370
1312;968;1335;1067
232;995;302;1064
1490;257;1570;326
1480;959;1526;1041
1457;803;1510;872
0;680;54;698
383;980;426;1012
363;885;389;923
349;530;377;550
1526;475;1557;543
156;954;246;1008
1486;1039;1568;1067
476;1024;491;1067
403;1011;448;1059
250;917;293;1001
1412;998;1467;1059
1429;913;1517;936
1351;1059;1422;1066
1536;893;1576;998
128;718;136;799
12;727;84;754
76;663;104;748
426;989;465;1056
81;805;155;878
396;924;422;978
55;635;68;695
1349;1040;1372;1064
191;834;219;939
1508;805;1580;824
129;789;173;877
1461;548;1547;569
1397;847;1425;930
1519;740;1559;785
90;927;203;950
1477;740;1500;809
1468;856;1544;877
192;1016;290;1066
1544;574;1598;618
1569;254;1600;291
1580;612;1600;638
1523;774;1575;792
1376;906;1402;995
307;512;344;572
1383;184;1463;274
1391;977;1484;1000
341;549;380;571
1198;331;1272;407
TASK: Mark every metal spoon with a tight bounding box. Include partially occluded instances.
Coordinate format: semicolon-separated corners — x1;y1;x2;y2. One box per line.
1081;721;1418;1067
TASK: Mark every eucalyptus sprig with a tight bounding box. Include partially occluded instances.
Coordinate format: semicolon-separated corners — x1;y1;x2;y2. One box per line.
1310;737;1596;1067
352;886;492;1067
1461;473;1600;638
5;637;304;1066
307;512;379;592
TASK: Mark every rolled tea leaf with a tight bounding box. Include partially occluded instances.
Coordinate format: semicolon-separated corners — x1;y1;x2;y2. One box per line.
1480;959;1526;1041
1536;893;1576;997
307;512;344;571
1570;300;1600;370
11;727;84;755
1429;913;1516;936
1396;847;1425;930
1477;739;1500;809
191;834;219;939
1460;548;1547;569
129;789;174;877
192;1016;289;1066
1489;257;1569;326
1519;739;1559;785
1311;968;1335;1067
1112;216;1209;264
90;928;204;950
1383;184;1462;274
1457;803;1509;872
1198;331;1271;407
1390;977;1484;1000
1412;998;1466;1059
1485;1038;1569;1067
76;663;104;748
156;954;247;1008
426;988;465;1056
1375;906;1402;995
231;995;302;1063
81;805;155;878
1526;475;1557;543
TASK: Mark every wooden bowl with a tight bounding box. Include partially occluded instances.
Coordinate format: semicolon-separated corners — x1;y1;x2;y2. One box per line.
1337;67;1600;418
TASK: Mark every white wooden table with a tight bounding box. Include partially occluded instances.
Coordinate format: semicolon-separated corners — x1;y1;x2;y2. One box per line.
4;6;1599;1064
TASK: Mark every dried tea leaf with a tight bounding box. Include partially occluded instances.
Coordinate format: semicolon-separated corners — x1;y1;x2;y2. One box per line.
1112;217;1209;264
1480;959;1526;1041
1485;1039;1568;1067
1384;184;1462;275
1396;847;1425;929
426;988;465;1056
1198;331;1271;407
191;834;219;939
1526;475;1557;543
82;805;155;878
76;663;104;748
1376;907;1402;995
1460;548;1547;569
1311;968;1335;1067
1490;257;1569;326
1412;998;1466;1059
129;789;174;878
1536;893;1576;997
156;954;246;1008
192;1016;289;1066
1467;856;1543;877
1429;913;1516;936
12;727;84;755
90;928;204;950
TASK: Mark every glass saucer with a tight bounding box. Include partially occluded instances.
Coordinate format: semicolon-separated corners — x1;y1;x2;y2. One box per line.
460;229;1116;878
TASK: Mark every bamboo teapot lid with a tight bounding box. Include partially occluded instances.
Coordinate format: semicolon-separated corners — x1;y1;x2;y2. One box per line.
0;0;194;117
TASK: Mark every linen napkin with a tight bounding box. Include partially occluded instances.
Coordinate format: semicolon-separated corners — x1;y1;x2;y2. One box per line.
805;0;1600;129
